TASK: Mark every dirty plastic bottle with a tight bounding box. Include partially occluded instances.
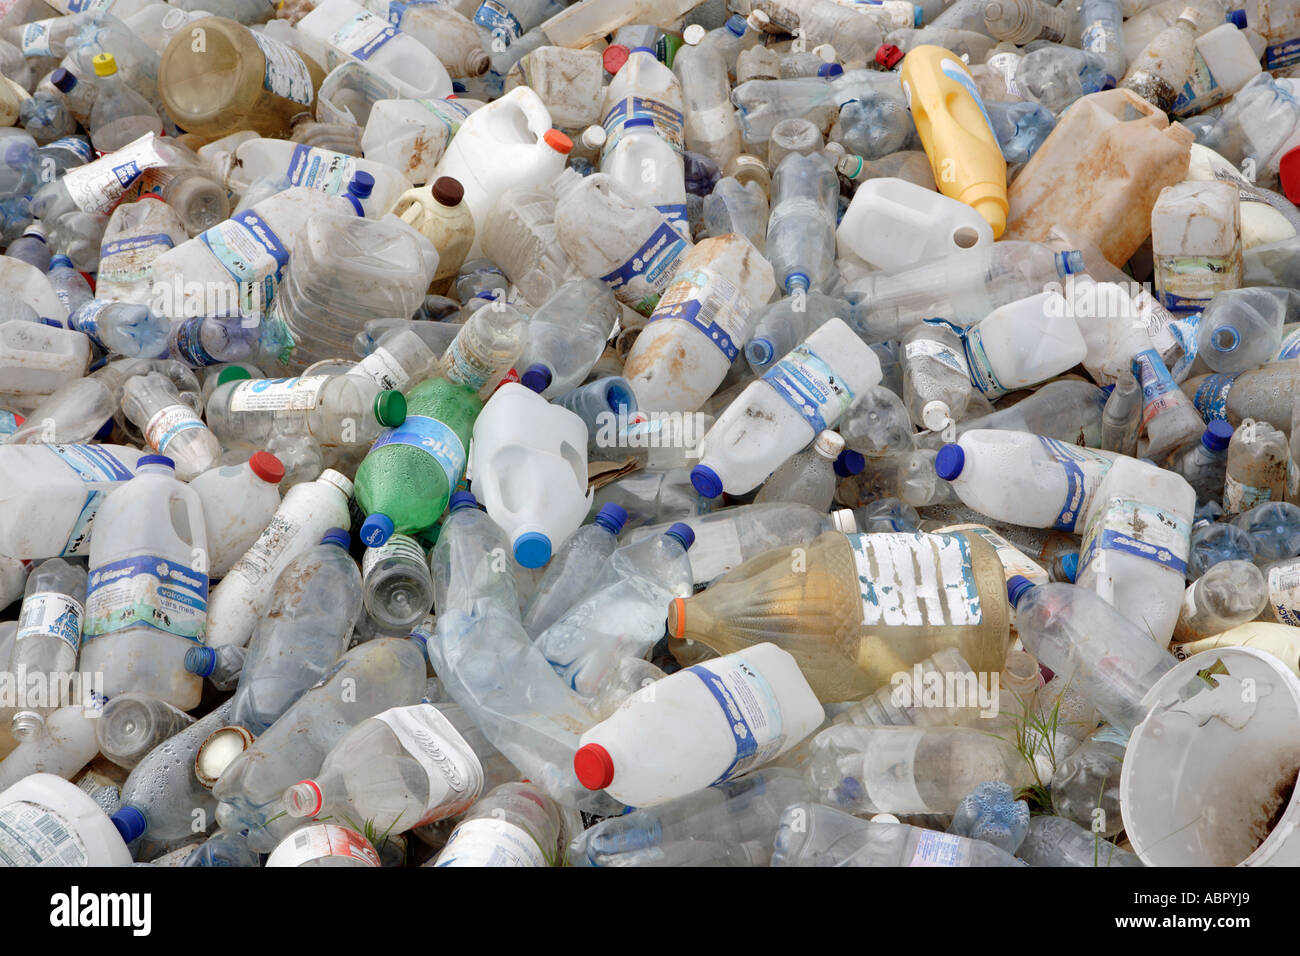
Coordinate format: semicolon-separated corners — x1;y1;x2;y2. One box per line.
440;301;528;400
1132;348;1205;461
1122;7;1201;113
10;557;86;741
1168;420;1233;503
96;692;196;771
119;370;221;481
1171;559;1268;643
985;0;1077;46
95;195;188;305
184;642;246;691
674;37;742;171
601;116;688;239
745;290;844;374
1151;179;1242;315
1223;418;1290;515
765;150;838;294
188;452;284;578
772;804;1023;866
1017;814;1143;866
516;279;620;398
0;773;132;866
430;780;568;867
754;431;844;509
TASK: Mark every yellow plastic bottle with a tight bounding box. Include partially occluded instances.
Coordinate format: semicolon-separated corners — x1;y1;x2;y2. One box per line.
899;45;1009;238
1170;623;1300;676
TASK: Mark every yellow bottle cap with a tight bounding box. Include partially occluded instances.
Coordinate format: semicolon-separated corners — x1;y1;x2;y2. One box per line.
92;52;117;77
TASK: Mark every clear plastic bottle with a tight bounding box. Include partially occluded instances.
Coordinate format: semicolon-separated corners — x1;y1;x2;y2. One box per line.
901;319;972;432
95;194;188;305
754;431;844;509
95;692;196;771
1223;418;1290;514
766;150;838;294
120;371;222;480
1171;559;1268;643
440;301;528;400
521;502;628;638
10;557;86;741
67;299;171;359
1049;726;1126;837
1079;0;1128;83
744;290;844;374
1100;369;1142;457
1169;420;1234;504
674;37;742;171
1017;813;1143;866
430;781;568;867
87;52;163;154
1123;7;1201;113
1132;348;1205;461
429;491;519;619
47;255;93;317
184;642;246;691
361;533;433;634
516;279;620;397
985;0;1077;44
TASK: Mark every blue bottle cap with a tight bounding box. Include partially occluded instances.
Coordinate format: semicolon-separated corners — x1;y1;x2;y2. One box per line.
746;337;775;367
606;380;635;413
934;444;965;481
1204;419;1234;451
834;448;866;477
624;117;656;129
691;464;724;499
514;531;551;568
185;645;216;677
136;454;175;470
449;491;478;512
1209;324;1240;353
348;171;375;198
1227;8;1246;27
784;272;810;293
630;45;655;55
49;255;73;269
1007;575;1036;608
51;68;77;92
1056;250;1086;276
1060;552;1079;583
726;14;747;35
595;502;628;534
360;513;395;547
520;364;553;392
666;522;695;550
817;62;843;78
914;5;924;25
111;806;147;844
452;80;467;93
321;527;350;549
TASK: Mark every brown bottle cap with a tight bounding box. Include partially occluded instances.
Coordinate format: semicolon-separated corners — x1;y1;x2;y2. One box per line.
432;176;464;207
195;725;256;789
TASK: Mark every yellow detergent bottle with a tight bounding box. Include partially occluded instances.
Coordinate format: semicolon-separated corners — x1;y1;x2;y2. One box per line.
899;45;1009;238
1170;622;1300;676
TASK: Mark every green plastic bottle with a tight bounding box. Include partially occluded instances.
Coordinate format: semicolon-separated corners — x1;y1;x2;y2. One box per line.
355;376;482;546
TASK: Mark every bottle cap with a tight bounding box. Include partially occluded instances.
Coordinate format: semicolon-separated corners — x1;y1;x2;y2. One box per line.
49;255;72;269
449;490;478;512
814;430;845;459
666;522;695;550
1227;8;1247;27
217;365;252;386
602;44;630;74
520;364;552;392
1210;323;1241;354
605;379;634;413
319;468;353;497
834;448;866;477
574;743;615;790
360;513;395;547
514;531;552;568
921;400;953;433
185;644;216;677
348;171;375;199
683;23;706;44
1178;6;1201;27
1055;250;1086;276
914;5;924;26
1203;419;1234;451
431;176;464;207
110;806;147;843
321;527;350;549
725;14;747;36
136;454;175;470
784;272;810;293
1279;146;1300;205
581;125;607;150
630;45;655;55
51;68;77;92
745;337;775;367
543;129;573;154
92;53;117;77
690;464;724;499
624;117;655;129
1007;575;1036;608
595;502;628;533
817;62;843;78
668;595;687;637
248;450;285;484
831;508;857;533
1059;552;1079;583
934;444;965;480
875;44;904;69
373;389;406;427
195;725;256;789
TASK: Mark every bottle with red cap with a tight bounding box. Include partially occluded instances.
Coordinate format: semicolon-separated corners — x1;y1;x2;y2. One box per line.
573;642;824;807
188;451;285;579
599;45;685;161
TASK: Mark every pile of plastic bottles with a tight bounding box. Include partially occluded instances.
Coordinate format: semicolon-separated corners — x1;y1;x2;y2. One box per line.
2;0;1300;870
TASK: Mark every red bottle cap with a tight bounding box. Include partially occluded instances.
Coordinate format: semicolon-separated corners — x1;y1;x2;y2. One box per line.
1279;145;1300;204
249;451;286;484
543;129;573;154
574;743;615;790
603;44;630;75
875;44;904;69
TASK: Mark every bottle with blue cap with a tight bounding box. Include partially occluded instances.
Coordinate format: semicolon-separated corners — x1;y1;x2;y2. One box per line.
46;254;92;315
534;521;696;699
362;529;434;634
429;490;520;618
67;298;172;359
513;278;620;398
555;376;639;458
184;642;246;692
522;502;629;637
0;773;132;865
231;528;361;735
599;44;685;160
623;233;776;413
80;453;211;711
10;557;87;742
745;290;845;375
755;430;846;510
1168;419;1234;502
766;150;839;295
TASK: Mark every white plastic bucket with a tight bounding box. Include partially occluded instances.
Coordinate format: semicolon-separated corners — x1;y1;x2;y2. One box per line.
1121;646;1300;866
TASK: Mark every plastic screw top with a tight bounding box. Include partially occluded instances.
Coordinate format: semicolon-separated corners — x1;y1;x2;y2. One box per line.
431;177;464;207
1007;575;1037;608
1059;552;1079;583
373;390;407;427
320;527;350;549
834;449;866;477
814;431;846;459
666;522;695;550
248;450;285;484
691;464;724;499
520;364;553;392
594;502;629;534
136;454;175;471
185;645;216;677
934;444;966;481
360;513;395;548
449;490;479;512
110;806;147;843
1202;420;1234;452
514;530;552;568
574;742;615;790
92;53;118;77
51;68;77;92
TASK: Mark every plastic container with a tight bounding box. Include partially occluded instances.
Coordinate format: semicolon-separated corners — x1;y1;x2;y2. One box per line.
836;176;993;273
227;138;411;215
1151;180;1242;316
0;773;132;866
188;452;285;579
960;291;1087;398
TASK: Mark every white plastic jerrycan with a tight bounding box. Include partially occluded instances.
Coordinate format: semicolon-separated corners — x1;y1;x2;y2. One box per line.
469;382;593;569
432;86;572;259
836;176;994;273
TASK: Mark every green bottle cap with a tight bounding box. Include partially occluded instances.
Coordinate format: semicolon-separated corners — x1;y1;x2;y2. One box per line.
374;389;407;427
217;365;252;386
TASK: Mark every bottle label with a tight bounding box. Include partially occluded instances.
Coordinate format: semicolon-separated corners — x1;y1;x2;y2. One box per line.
46;445;135;556
1279;329;1300;361
373;705;484;826
171;317;218;367
66;300;107;350
199;210;291;315
415;96;474;136
1038;437;1115;533
329;11;399;62
961;324;1008;399
649;266;753;361
50;137;94;163
16;592;83;650
83;555;209;644
20;19;55;56
1132;349;1183;429
1171;49;1224;117
763;341;855;433
286;144;359;195
905;332;969;376
1155;250;1242;314
250;31;315;106
61;135;167;214
1078;496;1191;579
1192;372;1233;423
1268;562;1300;627
261;297;297;368
231;512;302;585
362;533;427;578
369;415;467;490
0;802;88;866
472;0;524;41
353;347;409;391
1223;472;1273;514
655;202;690;237
143;403;205;454
1265;37;1300;71
442;337;499;393
936;523;1048;584
268;824;381;868
601;96;686;157
849;532;983;627
226;376;328;412
98;232;176;285
985;51;1022;98
863;729;928;812
436;818;546;867
938;57;995;136
598;220;689;317
910;829;973;867
688;655;785;785
65;0;114;12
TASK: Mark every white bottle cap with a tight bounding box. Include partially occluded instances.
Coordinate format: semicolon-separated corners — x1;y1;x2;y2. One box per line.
814;430;845;459
581;124;606;149
683;23;706;45
748;9;771;29
831;508;858;534
921;401;953;433
870;813;902;824
318;468;354;498
1178;6;1202;27
814;43;837;62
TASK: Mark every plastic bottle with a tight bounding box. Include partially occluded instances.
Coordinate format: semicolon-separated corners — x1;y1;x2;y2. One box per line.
95;692;196;771
430;780;568;867
1123;7;1201;113
80;455;208;709
1101;369;1142;457
1132;347;1206;461
600;116;688;239
1151;180;1242;315
87;52;162;154
95;195;188;305
0;773;132;866
1171;559;1269;643
392;177;476;293
521;503;628;637
674;37;742;171
184;642;246;691
440;302;527;400
1018;814;1143;866
10;557;86;741
765;150;838;294
1223;418;1290;514
1168;419;1234;503
226;138;412;215
119;371;221;480
1198;287;1290;375
514;279;619;398
46;255;92;317
428;491;519;618
754;431;845;509
205;468;353;649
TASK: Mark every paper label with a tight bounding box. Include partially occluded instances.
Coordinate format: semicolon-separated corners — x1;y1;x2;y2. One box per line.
601;96;686;157
1038;437;1115;533
763;341;855;433
850;532;982;627
286;144;359;194
1268;561;1300;627
330;11;399;62
1171;48;1224;116
251;31;315;106
373;705;484;826
1223;472;1274;513
688;654;785;785
199;210;291;315
1192;372;1233;423
472;0;523;40
910;829;973;867
1278;328;1300;360
230;512;301;585
83;555;209;643
98;232;176;285
1132;349;1183;429
61;135;166;214
227;376;328;412
1156;251;1242;314
20;19;55;56
267;824;381;867
368;415;467;493
962;324;1007;399
143;403;205;455
16;592;83;651
1265;36;1300;70
436;818;547;867
352;347;410;391
905;334;968;375
598;220;690;317
1079;496;1191;578
0;802;88;867
362;533;427;578
46;445;135;557
863;730;927;812
649;267;752;361
938;523;1048;584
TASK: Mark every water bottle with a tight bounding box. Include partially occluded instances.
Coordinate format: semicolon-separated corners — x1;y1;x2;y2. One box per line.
1101;369;1143;456
0;701;104;791
430;781;569;867
362;532;433;633
1223;418;1290;514
440;301;528;399
429;491;519;619
120;370;221;480
765;150;838;294
674;37;742;171
95;692;196;771
754;430;844;509
1197;287;1290;374
1171;559;1268;643
1123;7;1201;113
1132;348;1205;460
901;319;973;432
516;279;620;397
1079;0;1127;85
10;557;86;740
47;255;93;317
87;53;163;154
67;299;171;359
1016;814;1143;866
1168;420;1233;503
1012;46;1116;114
521;502;628;638
184;642;246;691
95;194;188;305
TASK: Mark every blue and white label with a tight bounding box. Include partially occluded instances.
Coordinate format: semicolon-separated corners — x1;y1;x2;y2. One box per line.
1266;36;1300;70
385;0;439;25
601;96;686;156
473;0;523;41
1079;496;1191;578
1192;372;1234;423
961;324;1007;399
1280;328;1300;360
200;209;290;314
599;221;690;317
763;341;855;433
48;444;135;482
286;144;358;194
67;300;111;349
849;532;982;627
330;11;399;62
1133;348;1183;429
50;137;93;162
250;31;315;106
688;655;784;786
84;555;209;644
648;266;752;361
143;403;205;455
1039;437;1115;533
369;415;467;490
20;19;55;56
99;232;176;284
16;593;83;651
